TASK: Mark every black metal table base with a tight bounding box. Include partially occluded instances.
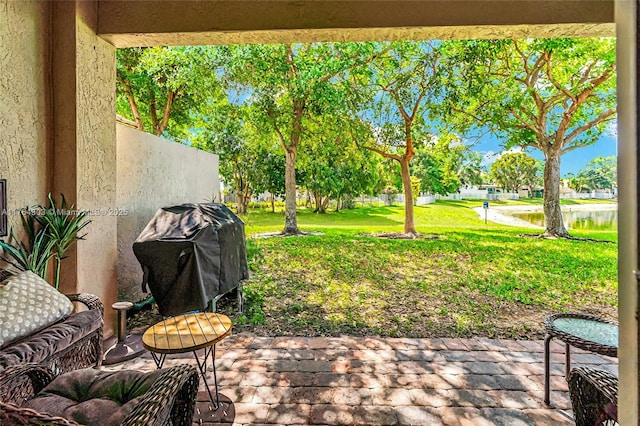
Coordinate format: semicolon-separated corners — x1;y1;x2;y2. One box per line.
150;344;220;410
544;334;571;405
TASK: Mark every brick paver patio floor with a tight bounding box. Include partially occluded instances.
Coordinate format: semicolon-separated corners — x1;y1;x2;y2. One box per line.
105;333;618;425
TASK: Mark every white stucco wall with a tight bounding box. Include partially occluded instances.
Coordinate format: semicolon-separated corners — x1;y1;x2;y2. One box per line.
116;124;220;302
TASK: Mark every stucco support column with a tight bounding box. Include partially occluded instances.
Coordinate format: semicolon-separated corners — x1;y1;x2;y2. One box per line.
51;0;117;337
51;1;78;292
616;0;639;422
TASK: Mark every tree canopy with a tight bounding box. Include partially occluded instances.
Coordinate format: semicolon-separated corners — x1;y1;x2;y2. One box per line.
220;42;380;233
443;38;616;237
412;135;482;196
116;38;616;235
116;47;218;140
348;41;445;234
298;117;379;213
577;156;617;191
489;152;541;193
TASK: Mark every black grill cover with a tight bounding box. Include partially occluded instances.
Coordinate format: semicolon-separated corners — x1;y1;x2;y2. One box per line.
133;203;249;316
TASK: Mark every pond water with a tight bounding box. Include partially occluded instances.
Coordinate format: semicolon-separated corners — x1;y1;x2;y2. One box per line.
511;209;618;231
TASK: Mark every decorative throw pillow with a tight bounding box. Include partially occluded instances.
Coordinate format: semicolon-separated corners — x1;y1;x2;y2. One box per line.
0;270;74;348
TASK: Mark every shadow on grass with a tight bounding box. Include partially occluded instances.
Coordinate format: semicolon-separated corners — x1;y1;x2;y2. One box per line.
423;200;472;208
299;206;403;227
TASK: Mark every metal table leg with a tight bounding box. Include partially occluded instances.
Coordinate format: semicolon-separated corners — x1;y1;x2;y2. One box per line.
150;352;166;369
193;344;220;410
149;346;221;410
565;343;571;380
544;333;552;405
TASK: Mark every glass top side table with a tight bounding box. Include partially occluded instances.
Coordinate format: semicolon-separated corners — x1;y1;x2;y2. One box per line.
543;313;618;406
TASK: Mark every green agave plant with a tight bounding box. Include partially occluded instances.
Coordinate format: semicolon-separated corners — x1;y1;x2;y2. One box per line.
0;194;91;289
0;225;56;279
36;194;91;290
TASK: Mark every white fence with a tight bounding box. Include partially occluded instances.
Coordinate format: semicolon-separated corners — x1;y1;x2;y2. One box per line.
457;189;490;199
363;188;614;206
434;193;462;201
243;187;615;209
560;191;615;200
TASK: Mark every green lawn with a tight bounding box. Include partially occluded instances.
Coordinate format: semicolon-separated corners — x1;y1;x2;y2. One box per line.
221;200;617;339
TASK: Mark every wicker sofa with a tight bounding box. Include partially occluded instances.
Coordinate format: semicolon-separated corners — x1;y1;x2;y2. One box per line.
0;292;104;374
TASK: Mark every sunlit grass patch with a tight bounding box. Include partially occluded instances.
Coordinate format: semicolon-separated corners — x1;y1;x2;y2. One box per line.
221;202;617;339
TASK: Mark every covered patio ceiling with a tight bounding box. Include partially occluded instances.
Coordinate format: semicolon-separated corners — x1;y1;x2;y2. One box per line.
98;0;614;47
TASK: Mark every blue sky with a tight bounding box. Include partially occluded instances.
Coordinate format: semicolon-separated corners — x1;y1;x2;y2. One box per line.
475;132;617;176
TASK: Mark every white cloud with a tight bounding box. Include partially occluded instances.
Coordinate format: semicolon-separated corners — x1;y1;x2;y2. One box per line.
606;119;618;137
480;150;497;167
498;146;523;156
480;147;523;167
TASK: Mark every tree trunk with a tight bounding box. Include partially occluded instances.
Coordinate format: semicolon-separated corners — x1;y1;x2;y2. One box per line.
233;164;246;215
345;195;354;209
155;90;175;136
271;194;275;213
284;148;299;233
400;159;416;235
124;83;144;131
335;196;341;212
313;191;323;213
322;196;330;212
236;192;247;215
543;152;569;237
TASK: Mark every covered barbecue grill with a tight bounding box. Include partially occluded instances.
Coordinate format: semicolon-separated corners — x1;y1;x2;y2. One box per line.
133;203;249;316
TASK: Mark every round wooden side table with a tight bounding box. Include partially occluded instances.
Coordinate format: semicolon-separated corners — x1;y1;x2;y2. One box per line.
142;312;232;410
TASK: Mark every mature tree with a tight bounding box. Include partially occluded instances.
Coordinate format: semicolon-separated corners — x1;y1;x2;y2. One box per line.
372;160;401;199
350;41;443;235
565;172;590;193
412;135;479;195
489;152;541;193
335;148;379;210
444;38;616;237
191;102;260;214
523;158;544;195
299;138;339;213
222;43;378;234
252;145;287;213
116;47;216;140
457;151;485;188
299;119;379;213
578;156;617;191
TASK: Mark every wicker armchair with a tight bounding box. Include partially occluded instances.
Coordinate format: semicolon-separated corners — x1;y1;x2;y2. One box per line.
0;363;199;426
568;366;618;426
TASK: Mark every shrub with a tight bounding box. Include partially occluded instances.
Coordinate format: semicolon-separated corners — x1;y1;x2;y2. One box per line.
241;284;266;325
245;239;264;272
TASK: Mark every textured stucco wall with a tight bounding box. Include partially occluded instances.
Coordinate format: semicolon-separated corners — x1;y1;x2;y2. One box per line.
74;4;118;326
116;125;220;302
0;1;49;233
